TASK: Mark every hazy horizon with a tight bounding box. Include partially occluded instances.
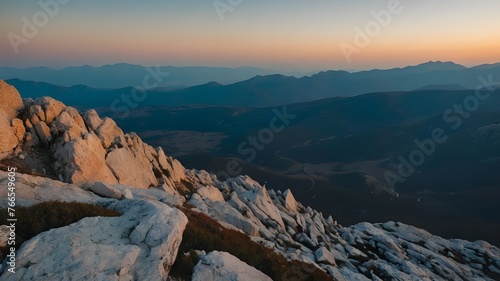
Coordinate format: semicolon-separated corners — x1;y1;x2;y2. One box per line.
2;60;499;75
2;0;500;72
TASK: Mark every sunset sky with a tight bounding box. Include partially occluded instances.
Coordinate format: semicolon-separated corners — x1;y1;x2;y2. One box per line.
1;0;500;71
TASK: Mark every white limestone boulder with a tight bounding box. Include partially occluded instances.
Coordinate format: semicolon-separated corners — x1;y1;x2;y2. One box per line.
89;182;124;199
157;147;186;183
0;200;187;281
53;109;88;141
169;158;186;182
0;110;19;155
95;117;126;148
189;194;260;236
240;186;285;230
0;80;23;120
105;146;158;188
0;170;102;207
315;247;337;266
34;121;52;147
10;118;25;142
27;104;44;126
282;189;298;212
83;109;103;131
116;185;184;208
192;251;272;281
53;133;118;184
64;107;87;131
197;186;224;202
36;96;66;124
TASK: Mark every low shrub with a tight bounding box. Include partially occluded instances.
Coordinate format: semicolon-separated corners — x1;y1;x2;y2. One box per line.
0;201;120;261
170;206;333;281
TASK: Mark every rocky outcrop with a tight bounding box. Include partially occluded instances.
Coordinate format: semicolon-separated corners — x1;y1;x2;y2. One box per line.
95;117;125;149
189;193;260;236
10;119;25;142
0;169;188;280
52;107;88;142
282;189;298;212
315;247;336;266
0;81;186;189
196;185;224;202
88;182;128;200
0;170;102;206
0;81;24;157
0;110;19;156
0;200;187;281
192;251;272;281
1;152;500;281
53;132;118;184
186;174;500;281
50;103;184;188
37;96;65;124
83;109;102;131
0;80;23;120
33;122;51;147
105;144;158;188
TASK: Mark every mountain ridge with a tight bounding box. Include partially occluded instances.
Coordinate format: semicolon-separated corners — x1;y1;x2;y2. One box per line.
0;64;292;89
5;61;500;108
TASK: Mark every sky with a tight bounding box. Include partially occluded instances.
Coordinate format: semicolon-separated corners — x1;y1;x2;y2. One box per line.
1;0;500;72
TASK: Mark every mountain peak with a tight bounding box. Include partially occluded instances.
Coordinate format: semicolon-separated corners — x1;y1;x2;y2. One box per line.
413;60;466;71
203;81;222;87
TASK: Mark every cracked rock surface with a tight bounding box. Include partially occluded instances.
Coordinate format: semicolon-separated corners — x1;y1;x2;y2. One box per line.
0;199;187;281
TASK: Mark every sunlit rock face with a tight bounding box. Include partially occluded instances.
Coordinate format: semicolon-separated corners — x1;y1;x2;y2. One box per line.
0;80;185;188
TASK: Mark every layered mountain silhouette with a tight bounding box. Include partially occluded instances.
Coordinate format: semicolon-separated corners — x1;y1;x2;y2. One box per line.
5;61;500;108
101;88;500;246
0;64;293;88
4;61;500;247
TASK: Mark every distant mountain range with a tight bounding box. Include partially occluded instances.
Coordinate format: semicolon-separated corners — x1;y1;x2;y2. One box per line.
2;61;500;246
5;61;500;108
0;64;299;88
97;87;500;246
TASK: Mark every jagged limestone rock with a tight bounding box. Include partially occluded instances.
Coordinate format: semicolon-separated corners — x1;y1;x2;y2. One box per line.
192;251;272;281
0;200;187;281
53;133;118;184
37;97;65;124
0;110;19;155
83;109;103;131
0;80;23;120
11;118;25;142
95;117;126;149
106;146;158;188
197;186;224;202
34;122;52;147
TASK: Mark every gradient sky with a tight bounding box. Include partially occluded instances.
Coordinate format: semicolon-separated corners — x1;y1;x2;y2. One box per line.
1;0;500;71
